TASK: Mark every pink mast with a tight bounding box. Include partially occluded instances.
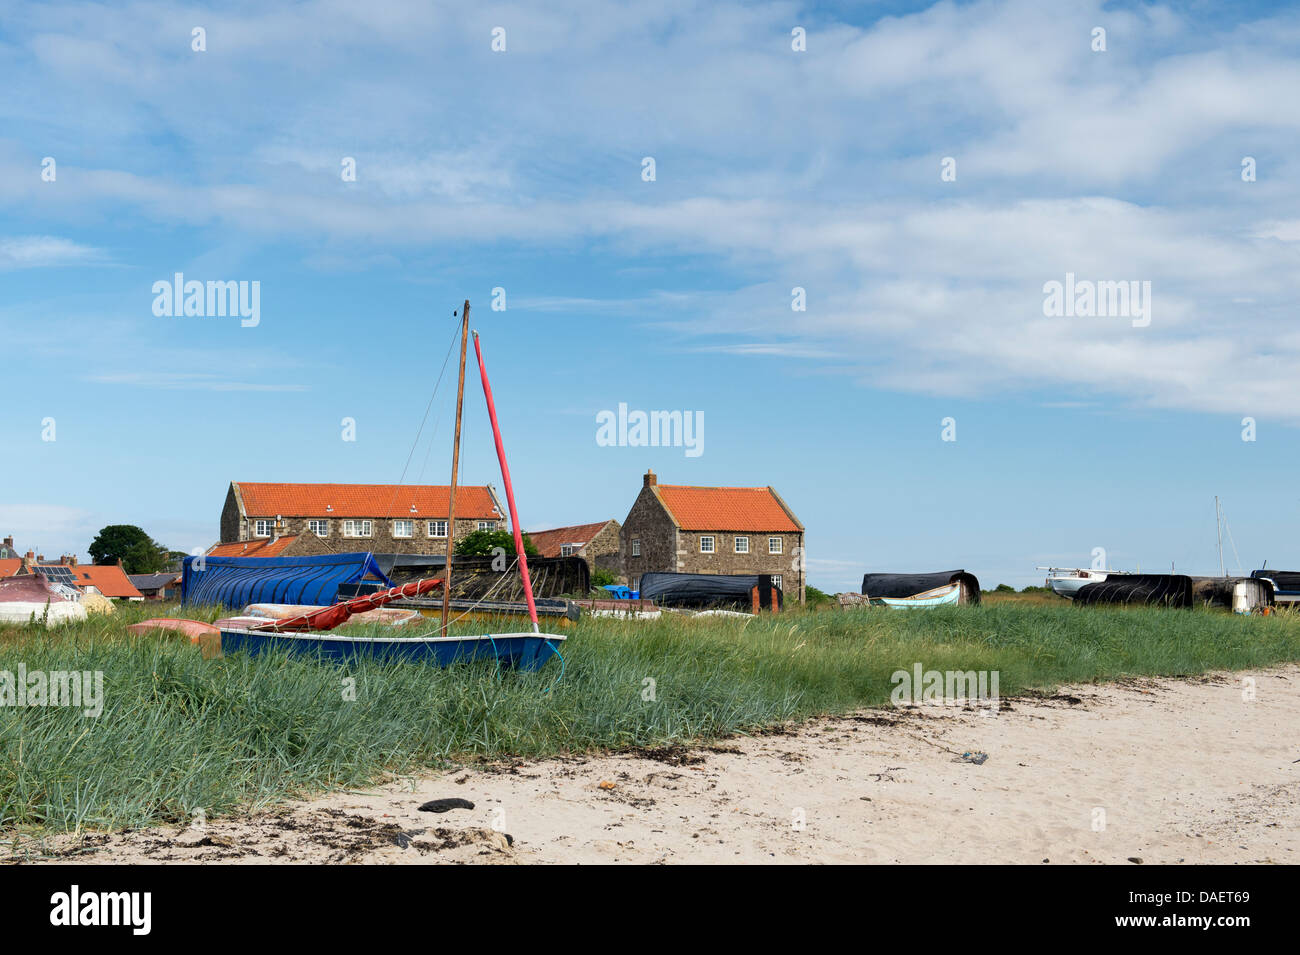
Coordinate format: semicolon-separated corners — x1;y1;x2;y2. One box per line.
472;331;540;633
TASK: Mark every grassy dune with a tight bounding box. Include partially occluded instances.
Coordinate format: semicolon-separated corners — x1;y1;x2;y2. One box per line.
2;601;1299;832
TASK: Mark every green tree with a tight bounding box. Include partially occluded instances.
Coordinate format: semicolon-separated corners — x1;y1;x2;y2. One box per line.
591;567;618;588
454;529;539;558
87;525;170;573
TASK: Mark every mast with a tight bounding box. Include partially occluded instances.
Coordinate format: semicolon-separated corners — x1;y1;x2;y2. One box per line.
1216;495;1225;578
472;330;540;632
440;301;470;637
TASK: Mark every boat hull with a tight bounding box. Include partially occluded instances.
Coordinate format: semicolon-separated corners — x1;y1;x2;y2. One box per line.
219;627;564;671
871;584;961;609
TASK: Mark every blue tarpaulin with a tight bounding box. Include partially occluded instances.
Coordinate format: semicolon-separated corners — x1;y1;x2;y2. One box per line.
182;552;394;609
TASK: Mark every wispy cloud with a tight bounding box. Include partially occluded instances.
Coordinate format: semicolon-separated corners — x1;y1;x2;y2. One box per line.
89;372;308;392
0;236;102;270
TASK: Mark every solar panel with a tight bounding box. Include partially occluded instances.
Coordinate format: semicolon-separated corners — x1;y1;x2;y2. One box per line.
40;566;76;585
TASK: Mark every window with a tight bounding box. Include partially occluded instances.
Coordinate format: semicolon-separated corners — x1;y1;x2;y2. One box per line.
560;544;576;557
254;519;273;538
393;520;413;538
307;520;329;537
700;536;715;554
769;537;783;554
343;520;372;538
734;536;749;554
771;574;783;590
631;539;641;557
477;521;495;532
427;520;447;538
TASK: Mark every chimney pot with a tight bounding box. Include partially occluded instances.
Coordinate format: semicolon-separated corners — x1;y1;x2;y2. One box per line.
644;469;657;488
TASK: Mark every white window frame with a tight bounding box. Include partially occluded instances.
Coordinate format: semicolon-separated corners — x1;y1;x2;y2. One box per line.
307;520;329;538
427;520;448;538
772;574;783;590
392;520;414;539
700;536;715;554
477;521;495;532
734;536;749;554
769;537;782;554
631;539;641;557
253;519;273;538
343;520;373;538
560;544;576;557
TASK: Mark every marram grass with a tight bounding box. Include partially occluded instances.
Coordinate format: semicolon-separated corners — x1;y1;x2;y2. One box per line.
2;600;1299;832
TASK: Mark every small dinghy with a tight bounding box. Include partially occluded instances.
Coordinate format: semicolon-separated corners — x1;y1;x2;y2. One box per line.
871;583;961;609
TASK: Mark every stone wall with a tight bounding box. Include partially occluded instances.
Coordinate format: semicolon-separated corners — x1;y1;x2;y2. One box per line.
618;488;677;590
250;516;504;557
582;520;622;574
675;529;805;603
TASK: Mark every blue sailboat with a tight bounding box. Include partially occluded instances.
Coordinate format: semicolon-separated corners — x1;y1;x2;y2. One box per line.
218;302;566;670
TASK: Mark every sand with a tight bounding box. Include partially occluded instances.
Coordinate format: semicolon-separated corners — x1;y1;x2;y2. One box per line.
8;666;1298;865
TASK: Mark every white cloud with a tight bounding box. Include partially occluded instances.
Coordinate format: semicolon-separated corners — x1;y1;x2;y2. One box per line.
0;236;102;269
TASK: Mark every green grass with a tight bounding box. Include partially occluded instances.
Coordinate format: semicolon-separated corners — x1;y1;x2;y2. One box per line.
3;600;1299;833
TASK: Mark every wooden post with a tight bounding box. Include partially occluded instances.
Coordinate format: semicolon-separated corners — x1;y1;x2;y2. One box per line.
751;585;760;615
440;301;470;638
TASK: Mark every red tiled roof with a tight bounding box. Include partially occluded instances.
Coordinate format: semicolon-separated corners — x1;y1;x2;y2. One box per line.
0;558;22;579
208;536;299;558
527;521;613;558
234;482;500;519
653;485;801;532
69;565;145;599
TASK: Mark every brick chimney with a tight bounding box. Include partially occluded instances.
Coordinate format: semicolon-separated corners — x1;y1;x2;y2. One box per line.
2;535;13;549
644;469;657;488
68;554;78;567
19;555;33;575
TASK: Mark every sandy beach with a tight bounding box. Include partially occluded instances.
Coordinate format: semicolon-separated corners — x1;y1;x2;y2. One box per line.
10;665;1298;865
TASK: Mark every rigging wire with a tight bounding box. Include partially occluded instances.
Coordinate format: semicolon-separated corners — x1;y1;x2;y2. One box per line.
379;320;461;522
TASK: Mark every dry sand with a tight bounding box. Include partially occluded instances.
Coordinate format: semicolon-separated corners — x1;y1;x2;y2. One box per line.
8;666;1299;865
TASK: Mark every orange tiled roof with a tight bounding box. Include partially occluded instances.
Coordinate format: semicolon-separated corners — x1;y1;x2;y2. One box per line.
68;565;144;599
208;536;299;558
527;521;613;558
235;482;500;519
653;485;801;532
0;558;23;579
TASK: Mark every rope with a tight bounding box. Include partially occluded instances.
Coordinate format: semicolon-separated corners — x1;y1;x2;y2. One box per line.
541;640;565;693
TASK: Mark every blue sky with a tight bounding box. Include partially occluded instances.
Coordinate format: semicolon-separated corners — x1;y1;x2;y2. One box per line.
2;0;1299;591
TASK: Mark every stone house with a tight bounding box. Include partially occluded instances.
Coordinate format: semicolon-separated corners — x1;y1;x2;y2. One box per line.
215;482;507;557
526;520;621;574
619;470;805;602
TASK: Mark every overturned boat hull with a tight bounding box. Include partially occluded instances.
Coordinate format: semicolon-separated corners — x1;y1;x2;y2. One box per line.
219;627;565;671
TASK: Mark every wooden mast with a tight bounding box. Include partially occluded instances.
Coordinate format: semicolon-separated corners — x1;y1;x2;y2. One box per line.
440;300;470;637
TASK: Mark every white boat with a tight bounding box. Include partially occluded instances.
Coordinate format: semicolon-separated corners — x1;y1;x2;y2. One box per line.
1038;567;1126;599
871;583;961;609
